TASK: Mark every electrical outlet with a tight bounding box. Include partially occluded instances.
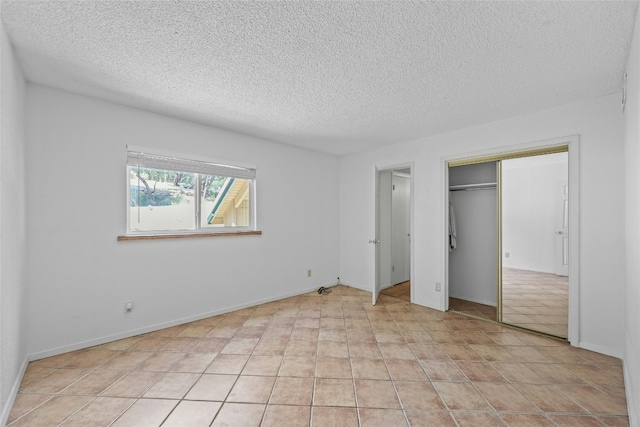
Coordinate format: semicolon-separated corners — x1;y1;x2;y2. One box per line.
435;282;441;292
124;301;134;313
307;270;312;277
505;252;510;258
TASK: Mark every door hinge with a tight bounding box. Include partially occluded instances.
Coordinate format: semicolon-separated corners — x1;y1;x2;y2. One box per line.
393;185;395;190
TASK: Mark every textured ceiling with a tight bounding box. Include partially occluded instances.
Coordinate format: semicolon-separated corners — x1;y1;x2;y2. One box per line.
1;1;637;156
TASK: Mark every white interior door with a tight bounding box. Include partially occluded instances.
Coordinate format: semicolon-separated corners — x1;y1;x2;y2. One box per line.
555;182;569;276
391;173;410;285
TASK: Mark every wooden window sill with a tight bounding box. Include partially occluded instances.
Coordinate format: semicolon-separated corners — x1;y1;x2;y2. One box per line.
117;230;262;241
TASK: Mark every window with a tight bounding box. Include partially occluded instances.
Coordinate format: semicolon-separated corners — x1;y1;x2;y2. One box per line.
126;148;256;235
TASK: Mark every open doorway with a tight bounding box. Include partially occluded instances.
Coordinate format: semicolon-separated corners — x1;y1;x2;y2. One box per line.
373;167;412;305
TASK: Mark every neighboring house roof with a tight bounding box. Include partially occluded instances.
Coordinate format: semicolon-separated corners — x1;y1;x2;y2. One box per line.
207;178;249;225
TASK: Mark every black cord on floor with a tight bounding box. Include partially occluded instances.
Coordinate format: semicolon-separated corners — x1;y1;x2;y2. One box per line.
317;286;332;295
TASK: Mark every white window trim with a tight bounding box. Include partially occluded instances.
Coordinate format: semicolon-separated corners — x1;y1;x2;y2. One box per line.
125;145;257;237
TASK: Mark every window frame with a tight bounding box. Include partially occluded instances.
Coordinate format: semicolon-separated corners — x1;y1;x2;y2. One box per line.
125;145;257;237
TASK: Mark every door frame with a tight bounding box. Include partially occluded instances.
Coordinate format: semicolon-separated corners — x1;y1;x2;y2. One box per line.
442;135;580;344
374;162;415;305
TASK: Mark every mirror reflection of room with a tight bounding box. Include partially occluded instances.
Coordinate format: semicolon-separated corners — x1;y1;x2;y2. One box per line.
501;152;569;338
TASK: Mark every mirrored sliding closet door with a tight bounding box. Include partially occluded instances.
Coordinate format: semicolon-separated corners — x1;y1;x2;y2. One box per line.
448;147;569;339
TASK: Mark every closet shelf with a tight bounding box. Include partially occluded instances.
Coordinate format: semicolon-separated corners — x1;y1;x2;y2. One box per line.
449;182;497;191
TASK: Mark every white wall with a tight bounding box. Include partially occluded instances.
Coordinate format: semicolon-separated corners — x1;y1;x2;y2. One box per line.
449;188;497;306
623;5;640;426
0;21;27;425
502;153;568;273
25;85;340;358
339;93;625;357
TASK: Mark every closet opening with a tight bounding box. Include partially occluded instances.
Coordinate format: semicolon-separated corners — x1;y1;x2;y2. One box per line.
446;145;571;340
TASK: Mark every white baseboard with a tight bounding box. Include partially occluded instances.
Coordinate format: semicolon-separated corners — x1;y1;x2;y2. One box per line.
577;341;623;360
624;358;638;427
339;280;400;294
29;282;335;361
1;356;28;427
338;280;370;293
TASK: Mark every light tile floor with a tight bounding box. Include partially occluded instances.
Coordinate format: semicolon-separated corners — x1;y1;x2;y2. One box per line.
449;297;497;322
9;285;627;426
449;269;569;338
502;268;569;338
380;281;410;302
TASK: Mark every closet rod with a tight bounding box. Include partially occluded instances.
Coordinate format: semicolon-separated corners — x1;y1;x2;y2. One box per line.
449;182;497;191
